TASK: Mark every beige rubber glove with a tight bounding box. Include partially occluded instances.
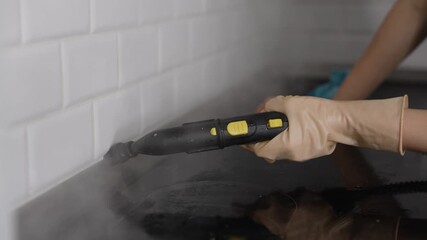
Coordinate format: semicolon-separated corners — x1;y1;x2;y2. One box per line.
247;95;408;162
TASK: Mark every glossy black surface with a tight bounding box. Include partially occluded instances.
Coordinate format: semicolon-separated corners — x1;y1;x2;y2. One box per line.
16;79;427;240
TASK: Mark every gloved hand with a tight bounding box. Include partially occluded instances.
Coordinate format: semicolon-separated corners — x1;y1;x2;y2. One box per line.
246;95;408;162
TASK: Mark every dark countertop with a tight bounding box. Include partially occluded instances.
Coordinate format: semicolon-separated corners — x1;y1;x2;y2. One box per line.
16;78;427;240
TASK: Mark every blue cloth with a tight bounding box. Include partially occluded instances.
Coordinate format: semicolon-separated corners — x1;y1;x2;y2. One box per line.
309;69;348;99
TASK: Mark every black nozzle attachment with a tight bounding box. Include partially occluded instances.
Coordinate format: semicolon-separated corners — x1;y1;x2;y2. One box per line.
104;141;137;165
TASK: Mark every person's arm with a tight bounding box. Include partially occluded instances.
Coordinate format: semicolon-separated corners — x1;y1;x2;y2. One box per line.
331;0;427;215
334;0;427;100
403;109;427;153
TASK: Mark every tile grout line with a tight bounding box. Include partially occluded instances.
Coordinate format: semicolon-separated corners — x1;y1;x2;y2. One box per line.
59;41;66;108
189;19;195;61
24;126;32;196
17;157;104;207
91;102;97;161
17;0;24;44
4;38;251;129
89;0;95;33
116;33;122;88
139;82;144;136
87;0;91;34
202;0;208;13
158;24;163;73
4;2;233;49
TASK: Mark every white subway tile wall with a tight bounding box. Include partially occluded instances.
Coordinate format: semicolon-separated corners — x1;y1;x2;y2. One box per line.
283;0;427;70
159;20;190;71
62;33;118;106
91;0;139;32
139;0;175;24
173;0;204;17
174;62;204;113
0;2;289;237
94;87;141;159
119;26;159;86
205;0;229;11
344;1;394;32
21;0;90;42
0;129;28;205
0;0;20;47
0;43;62;126
28;104;94;192
191;15;220;60
203;53;227;99
140;73;176;133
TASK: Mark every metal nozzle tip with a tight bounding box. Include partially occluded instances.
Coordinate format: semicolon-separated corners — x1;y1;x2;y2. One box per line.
104;141;137;165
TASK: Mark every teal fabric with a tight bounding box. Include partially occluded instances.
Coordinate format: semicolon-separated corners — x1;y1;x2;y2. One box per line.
309;69;348;99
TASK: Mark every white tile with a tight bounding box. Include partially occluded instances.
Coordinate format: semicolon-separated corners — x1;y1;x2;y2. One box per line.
94;87;141;159
21;0;89;42
345;1;393;32
274;32;310;69
139;0;174;24
0;209;14;240
159;21;190;71
224;47;246;83
283;4;344;32
0;43;62;126
216;11;232;49
0;128;28;206
62;33;118;106
119;26;159;86
191;15;219;60
174;63;204;114
253;0;284;32
91;0;139;32
174;0;204;17
140;73;176;133
226;42;264;83
230;0;247;6
28;104;93;192
0;131;25;240
205;0;229;11
310;33;370;65
0;125;25;239
226;8;252;44
0;0;20;46
311;5;345;31
203;54;227;99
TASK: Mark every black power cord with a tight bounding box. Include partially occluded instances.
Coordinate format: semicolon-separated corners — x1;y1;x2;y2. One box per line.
321;180;427;214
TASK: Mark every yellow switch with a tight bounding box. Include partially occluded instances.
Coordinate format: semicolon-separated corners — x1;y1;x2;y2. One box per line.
268;119;283;128
227;121;249;136
210;128;217;136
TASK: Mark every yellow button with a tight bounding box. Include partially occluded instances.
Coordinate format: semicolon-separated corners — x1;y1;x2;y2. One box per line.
210;128;217;136
227;121;249;136
268;119;283;128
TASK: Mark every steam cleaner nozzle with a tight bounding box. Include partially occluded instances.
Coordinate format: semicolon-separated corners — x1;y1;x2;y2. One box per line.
105;112;288;165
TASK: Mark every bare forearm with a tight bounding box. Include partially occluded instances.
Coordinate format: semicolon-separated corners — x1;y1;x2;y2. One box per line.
335;0;427;100
403;109;427;153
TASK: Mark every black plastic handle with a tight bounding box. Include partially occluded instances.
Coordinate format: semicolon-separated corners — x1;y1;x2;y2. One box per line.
214;111;288;149
131;112;288;155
